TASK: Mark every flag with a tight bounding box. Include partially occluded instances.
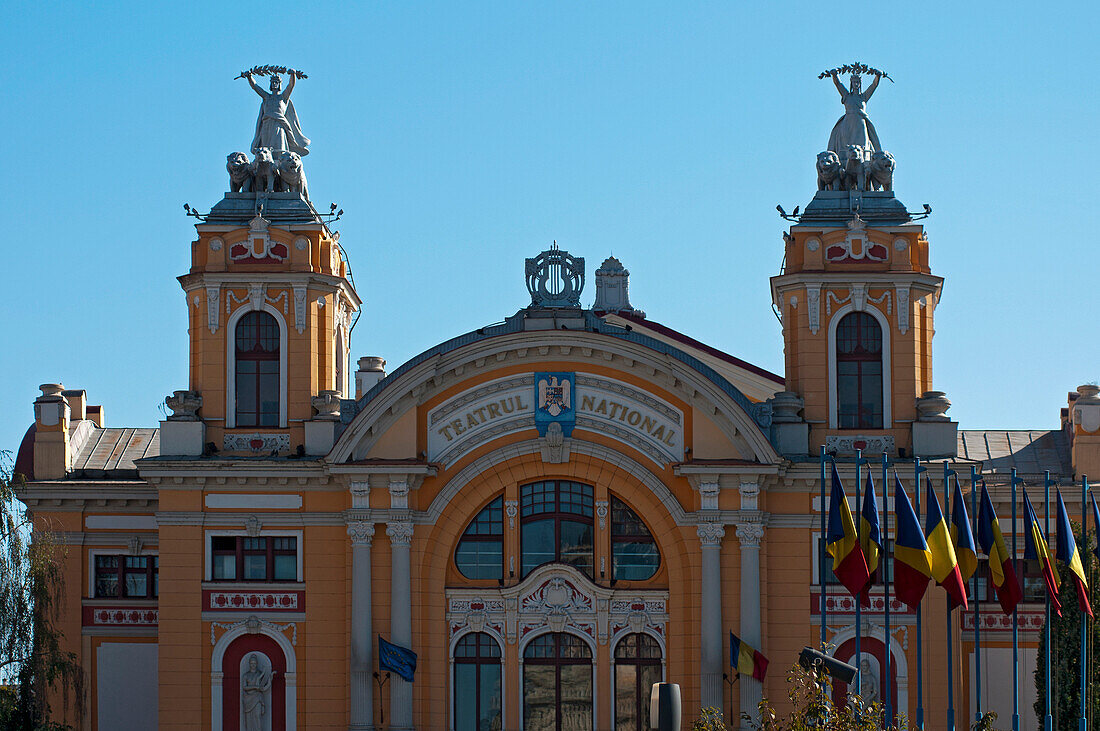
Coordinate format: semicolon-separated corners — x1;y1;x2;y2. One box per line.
1023;490;1062;617
977;482;1022;615
950;477;978;584
826;463;871;599
925;479;968;611
1056;489;1093;617
860;472;882;607
1091;490;1100;563
730;631;768;681
379;635;417;682
892;475;933;610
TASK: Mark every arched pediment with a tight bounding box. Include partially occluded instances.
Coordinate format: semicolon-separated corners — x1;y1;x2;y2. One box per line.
329;316;779;467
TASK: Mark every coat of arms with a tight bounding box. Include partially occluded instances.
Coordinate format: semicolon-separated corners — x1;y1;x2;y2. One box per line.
534;372;576;437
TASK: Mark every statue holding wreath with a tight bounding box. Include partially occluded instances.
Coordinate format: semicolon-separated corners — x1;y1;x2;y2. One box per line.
239;65;311;157
820;62;891;159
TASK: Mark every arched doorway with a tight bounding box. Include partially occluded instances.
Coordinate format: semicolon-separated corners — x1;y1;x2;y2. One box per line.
221;633;287;731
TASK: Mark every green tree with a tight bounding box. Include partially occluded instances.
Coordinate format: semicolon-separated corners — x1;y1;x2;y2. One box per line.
0;450;84;730
1033;518;1100;731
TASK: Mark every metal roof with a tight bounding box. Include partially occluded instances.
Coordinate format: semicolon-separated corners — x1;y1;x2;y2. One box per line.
70;427;160;478
956;429;1071;479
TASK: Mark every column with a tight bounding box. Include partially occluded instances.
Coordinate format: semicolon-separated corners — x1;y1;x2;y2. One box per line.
697;522;726;711
348;520;375;731
387;519;415;731
735;520;765;730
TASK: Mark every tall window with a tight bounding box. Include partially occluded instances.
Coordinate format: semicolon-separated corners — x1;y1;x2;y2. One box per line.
614;633;662;731
454;633;503;731
456;497;504;580
836;311;883;429
523;633;592;731
521;481;594;578
211;536;297;582
235;311;280;427
611;496;660;581
94;555;158;598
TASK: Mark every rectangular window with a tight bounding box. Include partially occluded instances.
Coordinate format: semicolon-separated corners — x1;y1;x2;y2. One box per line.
94;554;157;599
210;535;298;582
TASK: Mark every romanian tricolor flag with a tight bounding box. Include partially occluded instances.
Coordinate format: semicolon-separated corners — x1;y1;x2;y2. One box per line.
1055;489;1093;617
950;477;978;584
826;463;871;599
977;483;1022;615
859;473;882;606
730;631;768;681
925;479;968;611
892;475;933;610
1023;489;1062;617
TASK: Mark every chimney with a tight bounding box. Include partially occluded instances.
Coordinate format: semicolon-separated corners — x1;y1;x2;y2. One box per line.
33;383;71;480
62;389;87;421
1071;384;1100;479
355;357;386;399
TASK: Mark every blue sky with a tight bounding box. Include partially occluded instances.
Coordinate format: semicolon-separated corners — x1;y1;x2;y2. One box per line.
2;2;1097;456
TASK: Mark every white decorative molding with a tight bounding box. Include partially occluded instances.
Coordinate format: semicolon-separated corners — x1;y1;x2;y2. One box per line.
824;435;896;454
825;289;849;316
896;286;910;334
806;238;820;252
248;283;265;311
91;607;158;626
595;500;609;530
265;289;289;315
245;515;262;537
504;500;518;530
867;290;891;315
207;591;299;611
210;237;224;252
738;480;759;510
806;283;822;334
386;520;414;546
223;433;291;454
850;283;868;312
210;615;297;647
734;521;765;547
696;479;720;511
206;285;221;334
293;285;307;334
893;237;908;252
294;237;308;251
696;522;725;547
349;481;370;508
346;521;375;546
204;494;303;510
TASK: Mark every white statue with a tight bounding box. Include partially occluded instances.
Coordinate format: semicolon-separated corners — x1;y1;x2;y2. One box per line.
245;71;310;157
241;654;272;731
858;658;879;703
827;70;882;158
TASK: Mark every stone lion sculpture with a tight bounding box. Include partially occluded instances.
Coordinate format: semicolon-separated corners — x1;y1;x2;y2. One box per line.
866;150;895;191
842;144;869;191
251;148;277;193
816;151;841;191
227;152;254;193
276;150;309;200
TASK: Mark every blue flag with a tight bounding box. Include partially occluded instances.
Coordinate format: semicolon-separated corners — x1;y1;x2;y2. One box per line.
379;635;417;682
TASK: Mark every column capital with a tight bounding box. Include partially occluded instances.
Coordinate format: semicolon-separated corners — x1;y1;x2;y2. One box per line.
734;520;765;548
386;520;414;546
696;522;725;547
349;480;370;509
347;520;375;546
738;479;760;510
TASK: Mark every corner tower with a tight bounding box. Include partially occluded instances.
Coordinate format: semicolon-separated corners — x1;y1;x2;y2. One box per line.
770;63;953;458
163;67;360;457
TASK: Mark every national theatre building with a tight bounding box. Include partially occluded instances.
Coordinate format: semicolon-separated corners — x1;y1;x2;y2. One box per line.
14;67;1099;731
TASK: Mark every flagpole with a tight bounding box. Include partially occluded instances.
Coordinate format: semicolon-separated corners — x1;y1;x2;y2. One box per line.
1080;474;1088;731
883;451;893;725
972;466;982;726
1012;467;1020;731
1044;470;1053;731
820;445;828;652
915;456;926;731
944;460;956;731
856;448;864;707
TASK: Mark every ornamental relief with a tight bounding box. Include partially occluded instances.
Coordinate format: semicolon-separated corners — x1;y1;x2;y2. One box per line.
446;564;668;647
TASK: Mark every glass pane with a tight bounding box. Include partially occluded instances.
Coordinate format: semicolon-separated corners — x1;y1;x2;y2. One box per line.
524;634;555;659
560;663;593;731
560;520;594;576
455;664;477;731
639;664;662;729
611;498;651;536
213;554;236;580
465;497;504;536
273;554;296;581
521;482;554;517
559;482;594;517
244;554;267;580
558;633;592;659
480;664;502;731
613;541;660;581
615;664;638;731
95;571;119;598
522;519;556;575
124;572;147;597
456;540;503;580
523;664;556;731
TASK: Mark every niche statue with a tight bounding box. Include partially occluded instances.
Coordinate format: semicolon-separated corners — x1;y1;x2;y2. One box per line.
241;653;272;731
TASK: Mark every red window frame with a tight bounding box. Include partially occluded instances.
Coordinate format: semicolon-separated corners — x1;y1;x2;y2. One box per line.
520;480;595;578
93;554;158;598
836;311;884;429
614;633;662;731
211;536;298;582
235;310;280;427
522;633;593;731
453;632;503;730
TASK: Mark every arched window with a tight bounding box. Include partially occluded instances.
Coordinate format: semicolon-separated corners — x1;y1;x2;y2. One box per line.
614;633;662;731
235;311;281;427
523;633;592;731
453;632;502;731
520;481;594;578
835;311;883;429
455;497;504;580
611;496;660;581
